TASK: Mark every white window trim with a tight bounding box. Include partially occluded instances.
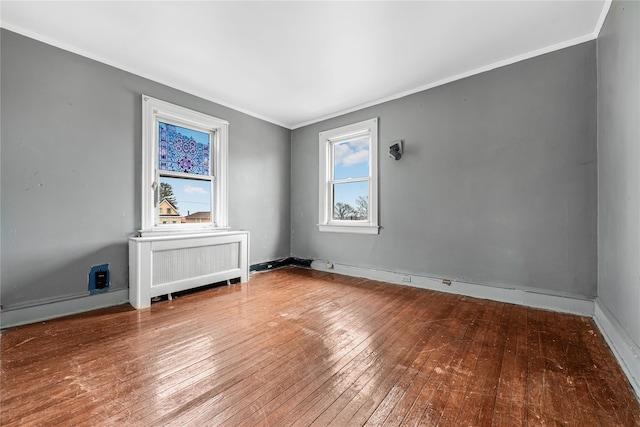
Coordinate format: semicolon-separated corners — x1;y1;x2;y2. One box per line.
141;95;229;235
318;118;379;235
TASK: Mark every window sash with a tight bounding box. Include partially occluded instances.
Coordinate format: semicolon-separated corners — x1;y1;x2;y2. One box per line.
328;132;372;223
154;119;216;227
155;176;215;228
330;132;371;181
329;178;371;222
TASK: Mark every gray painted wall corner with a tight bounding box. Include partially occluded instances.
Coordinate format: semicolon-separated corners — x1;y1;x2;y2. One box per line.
291;40;597;299
0;29;291;317
597;0;640;354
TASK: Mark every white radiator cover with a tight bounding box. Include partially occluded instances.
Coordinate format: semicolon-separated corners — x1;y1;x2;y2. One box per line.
129;231;249;309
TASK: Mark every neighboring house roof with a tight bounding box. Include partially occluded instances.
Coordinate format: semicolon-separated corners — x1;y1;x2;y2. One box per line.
185;211;210;219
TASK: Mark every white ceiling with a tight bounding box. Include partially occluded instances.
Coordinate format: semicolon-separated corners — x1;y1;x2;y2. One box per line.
1;1;609;129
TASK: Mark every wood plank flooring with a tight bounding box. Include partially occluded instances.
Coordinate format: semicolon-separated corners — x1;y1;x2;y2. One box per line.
1;267;639;426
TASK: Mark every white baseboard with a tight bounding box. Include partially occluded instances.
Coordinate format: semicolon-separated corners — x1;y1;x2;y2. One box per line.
311;261;595;316
1;289;130;330
594;299;640;399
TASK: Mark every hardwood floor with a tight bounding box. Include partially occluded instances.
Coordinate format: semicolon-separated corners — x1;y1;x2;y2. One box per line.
1;267;639;426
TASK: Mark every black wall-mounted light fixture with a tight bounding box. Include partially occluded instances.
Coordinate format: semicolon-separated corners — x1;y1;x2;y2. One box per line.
389;140;403;160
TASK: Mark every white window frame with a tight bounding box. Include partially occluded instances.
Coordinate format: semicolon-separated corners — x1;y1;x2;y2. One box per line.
141;95;229;235
318;118;379;234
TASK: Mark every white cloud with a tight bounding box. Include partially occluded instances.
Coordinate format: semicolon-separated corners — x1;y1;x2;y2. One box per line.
334;137;369;166
334;143;350;164
340;149;369;166
349;136;370;150
184;185;208;195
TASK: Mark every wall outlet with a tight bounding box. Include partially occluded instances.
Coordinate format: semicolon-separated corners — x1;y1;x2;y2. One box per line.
88;264;110;294
95;271;108;289
400;274;411;283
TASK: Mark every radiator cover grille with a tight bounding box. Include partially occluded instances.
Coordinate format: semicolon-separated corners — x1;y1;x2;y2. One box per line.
152;242;239;286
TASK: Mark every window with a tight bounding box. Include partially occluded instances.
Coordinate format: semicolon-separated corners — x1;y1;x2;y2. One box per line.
318;118;378;234
141;95;228;234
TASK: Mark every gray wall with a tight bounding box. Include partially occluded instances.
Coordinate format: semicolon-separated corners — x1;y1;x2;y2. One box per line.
1;29;291;309
597;1;640;348
291;41;597;298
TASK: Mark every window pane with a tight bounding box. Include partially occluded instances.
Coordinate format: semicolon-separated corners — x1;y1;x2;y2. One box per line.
333;181;368;220
158;122;210;175
333;135;369;180
158;176;212;224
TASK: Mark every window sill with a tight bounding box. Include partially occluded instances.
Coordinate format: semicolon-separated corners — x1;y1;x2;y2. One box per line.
318;224;379;235
137;226;231;238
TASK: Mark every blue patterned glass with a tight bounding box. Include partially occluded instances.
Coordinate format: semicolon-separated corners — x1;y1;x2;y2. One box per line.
158;122;210;175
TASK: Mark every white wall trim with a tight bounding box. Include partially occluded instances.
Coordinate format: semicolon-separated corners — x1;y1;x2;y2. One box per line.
318;224;380;235
594;0;613;38
0;289;129;330
593;299;640;399
311;261;594;317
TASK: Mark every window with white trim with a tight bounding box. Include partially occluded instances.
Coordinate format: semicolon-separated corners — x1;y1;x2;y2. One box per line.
319;118;379;234
141;95;228;234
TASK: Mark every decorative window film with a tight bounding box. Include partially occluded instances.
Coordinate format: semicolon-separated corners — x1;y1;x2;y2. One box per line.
158;122;210;175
